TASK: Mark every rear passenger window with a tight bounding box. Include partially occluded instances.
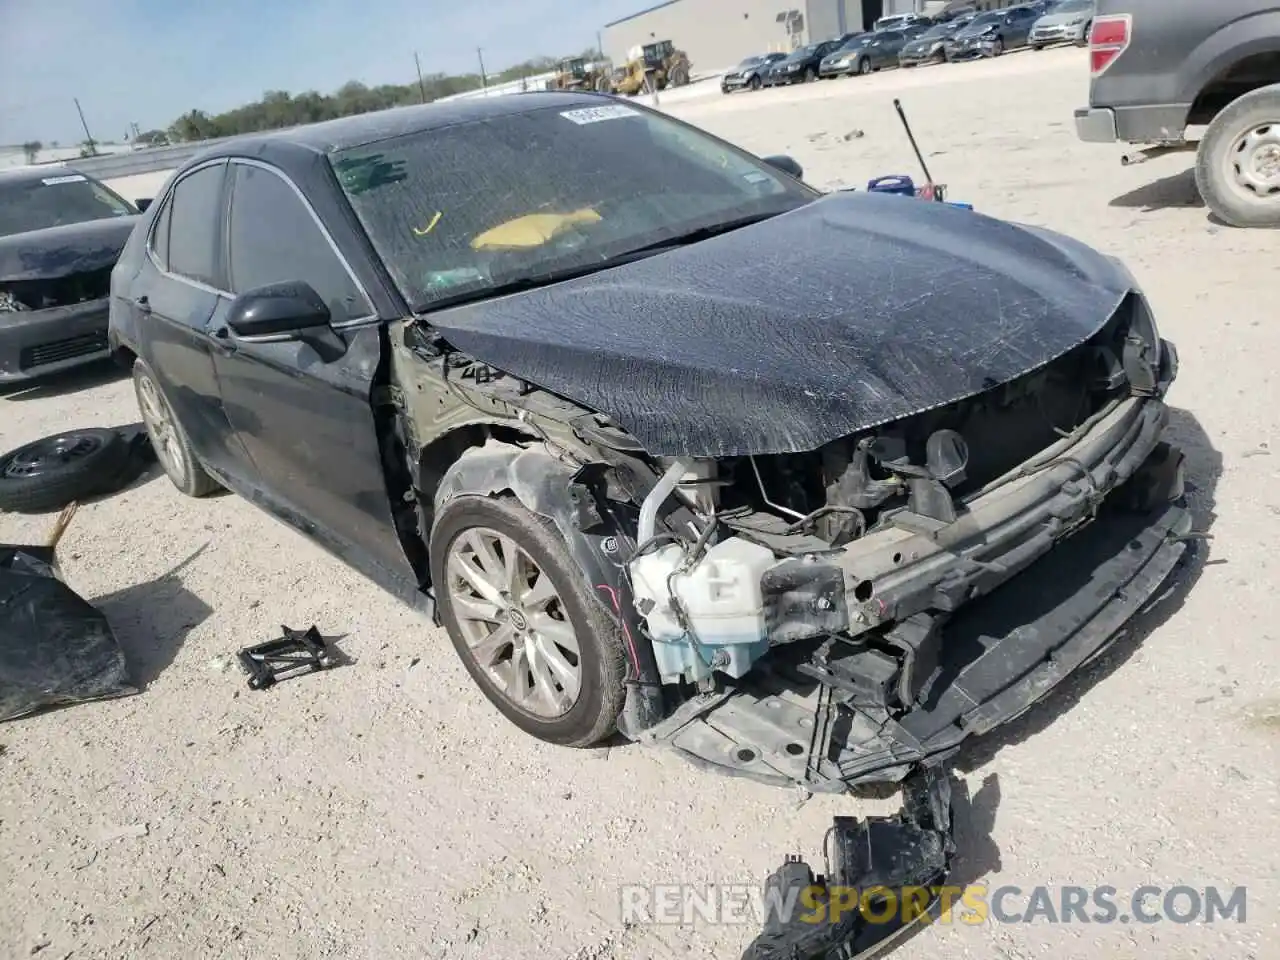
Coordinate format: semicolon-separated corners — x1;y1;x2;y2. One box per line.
227;163;371;323
167;164;225;287
150;195;173;268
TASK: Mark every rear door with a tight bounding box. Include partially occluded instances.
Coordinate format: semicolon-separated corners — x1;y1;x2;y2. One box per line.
132;160;247;477
210;158;412;581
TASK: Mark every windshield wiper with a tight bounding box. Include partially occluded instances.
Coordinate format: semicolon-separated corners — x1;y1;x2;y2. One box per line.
618;211;783;257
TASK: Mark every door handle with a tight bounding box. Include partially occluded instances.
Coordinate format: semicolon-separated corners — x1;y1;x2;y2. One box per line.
134;295;151;314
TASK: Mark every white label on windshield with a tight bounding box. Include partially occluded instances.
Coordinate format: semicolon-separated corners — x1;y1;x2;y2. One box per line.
41;174;87;185
560;105;639;125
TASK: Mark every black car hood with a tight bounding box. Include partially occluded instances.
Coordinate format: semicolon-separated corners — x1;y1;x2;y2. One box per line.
0;216;139;284
427;191;1131;458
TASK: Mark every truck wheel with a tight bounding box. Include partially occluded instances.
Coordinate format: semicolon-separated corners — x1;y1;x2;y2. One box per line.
1195;85;1280;228
430;493;627;748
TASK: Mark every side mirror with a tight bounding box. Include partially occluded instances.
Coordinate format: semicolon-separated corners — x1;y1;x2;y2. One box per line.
761;155;804;180
225;281;347;361
135;197;152;213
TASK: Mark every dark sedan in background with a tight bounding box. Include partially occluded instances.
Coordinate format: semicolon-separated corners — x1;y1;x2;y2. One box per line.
945;4;1041;59
721;52;786;92
898;15;975;65
0;167;143;385
766;40;842;84
820;25;928;77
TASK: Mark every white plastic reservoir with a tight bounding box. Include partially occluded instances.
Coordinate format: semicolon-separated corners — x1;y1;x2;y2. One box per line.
630;537;779;685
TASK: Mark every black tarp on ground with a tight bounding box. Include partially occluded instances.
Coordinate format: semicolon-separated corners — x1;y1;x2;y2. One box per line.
0;543;134;722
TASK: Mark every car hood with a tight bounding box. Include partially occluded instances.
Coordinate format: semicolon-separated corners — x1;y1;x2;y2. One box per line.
0;216;139;283
425;191;1131;458
955;23;998;38
905;34;946;48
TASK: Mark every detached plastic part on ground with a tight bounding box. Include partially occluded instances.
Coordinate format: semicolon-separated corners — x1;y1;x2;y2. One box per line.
741;765;955;960
0;505;135;722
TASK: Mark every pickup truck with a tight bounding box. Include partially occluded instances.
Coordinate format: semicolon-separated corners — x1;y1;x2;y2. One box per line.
1074;0;1280;227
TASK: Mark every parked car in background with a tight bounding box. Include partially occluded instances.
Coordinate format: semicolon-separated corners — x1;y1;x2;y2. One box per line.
873;12;932;31
898;15;976;66
1030;0;1093;47
721;52;787;92
0;167;144;385
945;5;1040;59
1075;0;1280;229
766;40;842;84
819;34;877;77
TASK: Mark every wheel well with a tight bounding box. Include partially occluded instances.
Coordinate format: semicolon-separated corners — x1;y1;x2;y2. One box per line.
1189;52;1280;126
413;422;540;570
111;343;137;371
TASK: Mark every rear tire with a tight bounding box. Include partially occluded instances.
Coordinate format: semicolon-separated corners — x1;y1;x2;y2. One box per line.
132;360;219;498
430;494;627;748
1195;85;1280;228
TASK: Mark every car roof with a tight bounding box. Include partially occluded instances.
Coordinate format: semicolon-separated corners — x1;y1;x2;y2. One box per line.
194;91;620;164
0;165;86;187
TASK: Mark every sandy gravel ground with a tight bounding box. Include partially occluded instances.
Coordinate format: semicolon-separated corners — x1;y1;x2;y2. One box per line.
3;46;1279;960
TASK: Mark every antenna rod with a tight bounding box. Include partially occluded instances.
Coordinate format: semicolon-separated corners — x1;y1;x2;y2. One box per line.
892;98;933;187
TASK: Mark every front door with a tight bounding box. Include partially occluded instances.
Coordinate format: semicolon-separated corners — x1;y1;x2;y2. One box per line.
210;159;413;584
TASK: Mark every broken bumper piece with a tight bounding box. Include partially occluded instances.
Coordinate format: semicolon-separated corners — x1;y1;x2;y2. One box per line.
742;765;955;960
639;497;1191;792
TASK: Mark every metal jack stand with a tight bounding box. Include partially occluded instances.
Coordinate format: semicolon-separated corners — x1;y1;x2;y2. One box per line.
238;625;333;690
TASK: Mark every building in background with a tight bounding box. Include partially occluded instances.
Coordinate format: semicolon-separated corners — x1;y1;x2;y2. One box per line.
601;0;930;73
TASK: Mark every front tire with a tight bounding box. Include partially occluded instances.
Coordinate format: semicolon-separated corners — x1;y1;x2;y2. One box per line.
132;359;219;497
804;67;817;82
1076;21;1092;46
857;57;871;76
1195;85;1280;228
430;494;627;747
749;74;762;91
990;36;1005;56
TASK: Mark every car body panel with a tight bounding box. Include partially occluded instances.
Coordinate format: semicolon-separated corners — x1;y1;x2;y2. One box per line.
420;190;1131;458
1075;0;1280;143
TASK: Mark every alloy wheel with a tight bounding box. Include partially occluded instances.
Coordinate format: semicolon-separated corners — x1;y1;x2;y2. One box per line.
136;373;187;486
445;526;582;719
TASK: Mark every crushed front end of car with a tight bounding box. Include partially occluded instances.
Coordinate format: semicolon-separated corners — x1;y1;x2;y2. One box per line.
397;191;1193;793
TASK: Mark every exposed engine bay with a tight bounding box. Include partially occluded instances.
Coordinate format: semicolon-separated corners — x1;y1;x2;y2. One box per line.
626;292;1175;691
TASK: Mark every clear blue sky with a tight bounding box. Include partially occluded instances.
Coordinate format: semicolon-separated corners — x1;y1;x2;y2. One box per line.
0;0;649;143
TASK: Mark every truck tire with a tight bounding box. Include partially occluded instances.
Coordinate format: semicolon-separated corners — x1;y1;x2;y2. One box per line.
1195;84;1280;228
0;428;132;514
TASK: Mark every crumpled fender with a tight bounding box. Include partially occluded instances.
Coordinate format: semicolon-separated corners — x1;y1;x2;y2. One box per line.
434;440;667;732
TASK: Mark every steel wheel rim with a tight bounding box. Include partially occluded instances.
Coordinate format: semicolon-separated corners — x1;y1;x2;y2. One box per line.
446;526;582;719
136;375;186;485
3;433;103;479
1226;122;1280;202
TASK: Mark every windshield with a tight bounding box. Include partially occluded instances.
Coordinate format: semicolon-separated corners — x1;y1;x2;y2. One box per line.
919;22;958;38
0;173;135;238
786;45;818;59
840;35;873;50
738;55;764;67
332;103;816;312
1049;0;1092;12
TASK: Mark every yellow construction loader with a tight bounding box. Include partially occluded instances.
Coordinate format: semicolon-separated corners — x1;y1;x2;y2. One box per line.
550;57;613;93
609;40;692;96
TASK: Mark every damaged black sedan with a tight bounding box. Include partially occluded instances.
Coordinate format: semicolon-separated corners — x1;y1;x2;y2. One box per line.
108;92;1191;793
1;167;143;384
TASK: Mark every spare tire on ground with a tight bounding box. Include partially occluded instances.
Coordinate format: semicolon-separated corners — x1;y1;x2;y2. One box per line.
0;428;144;514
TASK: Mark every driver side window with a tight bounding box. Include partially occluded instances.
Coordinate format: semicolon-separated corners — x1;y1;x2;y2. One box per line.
226;162;373;324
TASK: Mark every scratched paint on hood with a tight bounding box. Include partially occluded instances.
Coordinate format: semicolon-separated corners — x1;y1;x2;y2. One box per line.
424;190;1131;458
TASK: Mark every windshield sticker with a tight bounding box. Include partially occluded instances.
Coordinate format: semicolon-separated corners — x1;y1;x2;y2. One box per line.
560;105;639;125
41;174;87;186
743;172;771;184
